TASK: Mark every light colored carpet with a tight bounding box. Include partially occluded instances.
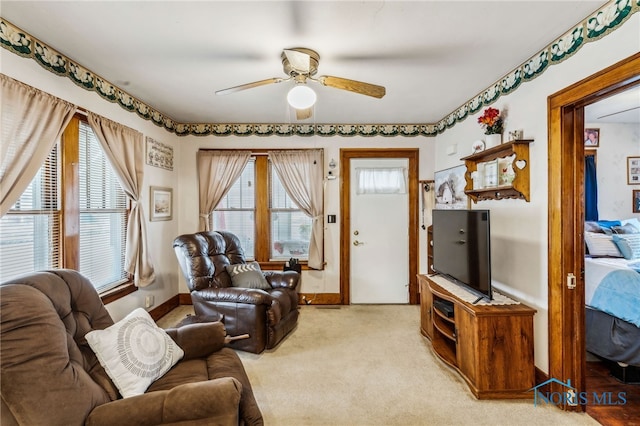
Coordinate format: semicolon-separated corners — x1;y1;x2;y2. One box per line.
158;305;598;426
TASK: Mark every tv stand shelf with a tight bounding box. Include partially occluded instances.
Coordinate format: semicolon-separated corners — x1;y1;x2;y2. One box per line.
418;274;536;399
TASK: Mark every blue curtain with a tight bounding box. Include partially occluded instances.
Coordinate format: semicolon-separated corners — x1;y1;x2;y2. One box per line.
585;155;598;221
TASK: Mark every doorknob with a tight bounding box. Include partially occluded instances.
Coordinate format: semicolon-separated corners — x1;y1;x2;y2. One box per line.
353;240;364;246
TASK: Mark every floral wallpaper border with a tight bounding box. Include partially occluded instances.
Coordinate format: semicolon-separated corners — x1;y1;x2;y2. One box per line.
0;0;637;138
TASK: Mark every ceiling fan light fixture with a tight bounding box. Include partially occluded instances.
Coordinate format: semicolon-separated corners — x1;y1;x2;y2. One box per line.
287;84;316;109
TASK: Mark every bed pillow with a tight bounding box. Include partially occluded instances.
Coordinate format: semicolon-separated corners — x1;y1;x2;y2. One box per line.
585;221;605;233
620;218;640;232
85;308;184;398
596;220;622;229
612;234;640;260
584;232;623;257
611;223;640;234
226;261;271;290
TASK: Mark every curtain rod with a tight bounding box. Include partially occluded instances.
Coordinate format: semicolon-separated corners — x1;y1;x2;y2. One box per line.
199;149;321;155
199;149;269;155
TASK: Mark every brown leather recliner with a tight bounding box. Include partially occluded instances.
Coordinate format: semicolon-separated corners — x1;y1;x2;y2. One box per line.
0;269;263;426
173;231;300;354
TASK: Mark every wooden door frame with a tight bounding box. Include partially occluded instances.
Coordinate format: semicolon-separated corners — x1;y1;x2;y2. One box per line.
339;148;420;305
548;52;640;411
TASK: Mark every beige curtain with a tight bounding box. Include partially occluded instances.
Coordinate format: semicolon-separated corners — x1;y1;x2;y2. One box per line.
0;74;76;216
269;149;324;270
87;112;155;287
197;150;251;231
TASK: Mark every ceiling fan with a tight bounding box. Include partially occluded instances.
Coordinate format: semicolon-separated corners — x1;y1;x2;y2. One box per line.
215;47;386;120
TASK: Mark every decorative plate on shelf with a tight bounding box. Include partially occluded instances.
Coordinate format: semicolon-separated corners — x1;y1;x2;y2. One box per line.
472;140;485;153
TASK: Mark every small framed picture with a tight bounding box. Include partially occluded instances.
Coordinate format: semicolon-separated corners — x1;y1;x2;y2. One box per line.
628;156;640;185
483;159;499;188
633;190;640;213
150;186;173;221
584;128;599;147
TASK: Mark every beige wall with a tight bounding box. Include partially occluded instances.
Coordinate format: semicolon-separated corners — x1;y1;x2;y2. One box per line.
432;13;639;372
1;50;182;321
0;47;436;318
175;135;435;295
1;10;638;373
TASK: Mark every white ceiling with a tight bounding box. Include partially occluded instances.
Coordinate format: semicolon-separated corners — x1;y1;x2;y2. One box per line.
585;86;640;124
1;1;620;125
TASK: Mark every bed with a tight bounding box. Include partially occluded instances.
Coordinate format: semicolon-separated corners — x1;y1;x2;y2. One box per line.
584;231;640;368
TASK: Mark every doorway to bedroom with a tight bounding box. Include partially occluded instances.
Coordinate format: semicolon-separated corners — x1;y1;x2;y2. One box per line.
548;52;640;418
582;84;640;424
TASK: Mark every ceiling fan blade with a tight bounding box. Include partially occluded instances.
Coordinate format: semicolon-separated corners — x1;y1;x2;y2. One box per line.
295;107;313;120
316;75;386;99
283;49;311;73
215;77;286;95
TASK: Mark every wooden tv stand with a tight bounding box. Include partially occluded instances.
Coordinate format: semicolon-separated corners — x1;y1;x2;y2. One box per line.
418;274;536;399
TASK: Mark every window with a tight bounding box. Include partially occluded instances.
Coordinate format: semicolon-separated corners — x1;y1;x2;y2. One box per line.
356;167;407;194
0;146;60;280
78;121;128;290
213;158;256;257
270;167;311;259
212;154;312;262
0;115;129;292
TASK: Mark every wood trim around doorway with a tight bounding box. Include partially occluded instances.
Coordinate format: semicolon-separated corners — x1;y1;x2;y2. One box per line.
547;52;640;411
339;148;420;305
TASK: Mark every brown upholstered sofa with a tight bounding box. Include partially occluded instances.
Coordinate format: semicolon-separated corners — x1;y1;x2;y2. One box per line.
173;231;300;354
0;269;263;426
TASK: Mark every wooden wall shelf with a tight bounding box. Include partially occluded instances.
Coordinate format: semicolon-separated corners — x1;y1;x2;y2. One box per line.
460;139;533;202
418;274;536;399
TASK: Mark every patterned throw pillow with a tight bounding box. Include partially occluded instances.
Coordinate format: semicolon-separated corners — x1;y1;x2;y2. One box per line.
612;234;640;260
584;232;623;257
85;308;184;398
226;261;272;290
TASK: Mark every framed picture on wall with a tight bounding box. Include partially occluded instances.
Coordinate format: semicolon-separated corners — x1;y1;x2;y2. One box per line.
628;156;640;185
584;128;599;147
150;186;173;221
634;190;640;213
434;165;468;210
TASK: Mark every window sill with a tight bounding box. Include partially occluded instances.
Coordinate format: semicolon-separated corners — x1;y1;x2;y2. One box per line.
100;279;137;304
258;260;311;271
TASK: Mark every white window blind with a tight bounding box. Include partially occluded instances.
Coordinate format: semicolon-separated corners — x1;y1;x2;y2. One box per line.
269;165;311;260
212;158;256;258
0;145;61;281
356;167;408;194
78;121;128;291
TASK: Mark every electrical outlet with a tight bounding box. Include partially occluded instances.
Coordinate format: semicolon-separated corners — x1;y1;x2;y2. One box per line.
145;295;154;308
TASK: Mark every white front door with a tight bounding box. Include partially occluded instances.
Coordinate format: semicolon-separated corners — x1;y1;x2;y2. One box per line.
350;158;409;304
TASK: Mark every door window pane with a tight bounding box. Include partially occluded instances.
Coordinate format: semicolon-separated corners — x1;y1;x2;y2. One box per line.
356;167;407;194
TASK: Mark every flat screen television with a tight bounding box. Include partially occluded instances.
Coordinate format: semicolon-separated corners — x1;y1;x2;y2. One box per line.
432;209;492;302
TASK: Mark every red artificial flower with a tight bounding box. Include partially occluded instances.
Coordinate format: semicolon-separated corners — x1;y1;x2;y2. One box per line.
477;107;503;135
